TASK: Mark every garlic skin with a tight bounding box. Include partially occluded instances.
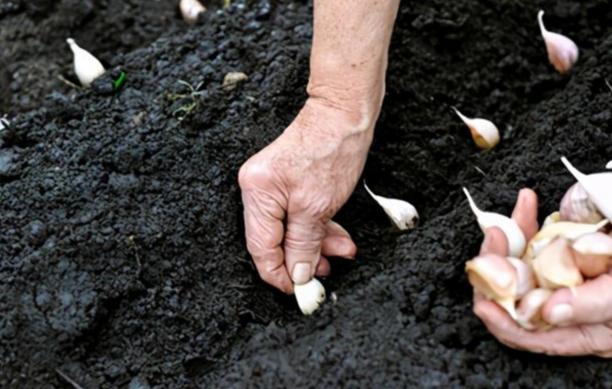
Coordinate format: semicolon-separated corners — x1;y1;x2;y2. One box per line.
559;183;604;224
572;232;612;278
542;211;561;227
66;38;105;87
507;257;536;299
537;10;579;74
365;183;419;230
463;187;526;257
561;157;612;220
453;108;500;150
531;238;583;290
180;0;206;24
465;254;517;319
294;278;326;315
516;288;552;330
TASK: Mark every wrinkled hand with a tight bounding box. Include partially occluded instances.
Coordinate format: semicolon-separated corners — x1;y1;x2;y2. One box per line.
238;98;375;293
474;189;612;357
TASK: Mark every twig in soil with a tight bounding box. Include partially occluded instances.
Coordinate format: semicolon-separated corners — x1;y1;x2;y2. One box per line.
473;165;487;177
55;369;85;389
57;75;83;90
606;79;612;94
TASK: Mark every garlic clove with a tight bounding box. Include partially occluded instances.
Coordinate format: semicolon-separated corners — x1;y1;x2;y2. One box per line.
523;219;609;261
542;211;561;227
294;278;326;315
561;157;612;220
507;257;536;299
537;10;579;74
365;183;419;230
465;254;518;319
222;71;248;90
572;232;612;278
453;108;500;150
531;238;583;290
606;160;612;169
559;182;604;224
66;38;105;87
463;187;526;257
516;288;552;330
180;0;206;24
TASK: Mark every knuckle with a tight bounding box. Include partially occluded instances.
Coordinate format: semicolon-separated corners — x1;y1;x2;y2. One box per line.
238;160;271;188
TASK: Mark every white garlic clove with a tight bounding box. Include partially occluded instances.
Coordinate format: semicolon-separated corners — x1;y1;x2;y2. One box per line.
516;288;552;330
453;108;500;150
66;38;105;87
463;187;526;257
523;219;609;261
507;257;536;299
294;278;326;315
222;71;248;90
559;182;604;224
572;232;612;278
365;183;419;230
465;254;518;319
542;211;561;227
606;160;612;169
531;238;583;290
561;157;612;221
537;10;579;74
180;0;206;24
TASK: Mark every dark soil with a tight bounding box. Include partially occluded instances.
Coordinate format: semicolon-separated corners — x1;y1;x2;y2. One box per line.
1;0;612;387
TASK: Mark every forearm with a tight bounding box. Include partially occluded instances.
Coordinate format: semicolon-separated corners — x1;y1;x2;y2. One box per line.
307;0;400;128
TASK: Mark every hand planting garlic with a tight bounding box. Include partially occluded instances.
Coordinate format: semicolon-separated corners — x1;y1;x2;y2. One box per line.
180;0;206;24
463;188;526;257
453;108;499;150
559;182;603;224
67;38;105;87
465;254;518;319
561;156;612;220
294;278;326;315
572;232;612;277
537;10;579;74
365;183;418;230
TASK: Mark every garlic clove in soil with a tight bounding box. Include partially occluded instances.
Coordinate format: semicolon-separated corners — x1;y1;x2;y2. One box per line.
364;183;419;230
67;38;105;87
507;257;536;299
559;182;604;224
523;219;609;261
465;254;518;319
531;238;583;290
294;278;326;315
606;160;612;169
572;232;612;278
180;0;206;24
453;108;500;150
516;288;553;331
537;10;579;74
542;211;561;228
561;157;612;220
462;187;526;258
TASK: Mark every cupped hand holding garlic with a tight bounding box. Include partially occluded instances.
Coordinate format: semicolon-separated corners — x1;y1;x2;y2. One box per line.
538;10;579;74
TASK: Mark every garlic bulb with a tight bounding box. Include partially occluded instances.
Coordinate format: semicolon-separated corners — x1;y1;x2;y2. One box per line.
463;187;526;257
294;278;326;315
559;182;604;224
222;71;248;90
572;232;612;278
180;0;206;24
453;108;500;150
67;38;105;87
542;211;561;227
537;10;579;74
365;183;419;230
507;257;536;299
531;238;583;290
465;255;517;319
516;288;552;330
561;157;612;220
523;219;608;261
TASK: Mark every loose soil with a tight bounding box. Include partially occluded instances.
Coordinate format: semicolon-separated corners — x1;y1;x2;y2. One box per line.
1;0;612;387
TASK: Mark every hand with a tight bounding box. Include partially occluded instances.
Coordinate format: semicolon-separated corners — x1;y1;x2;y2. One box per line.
238;98;376;293
474;189;612;357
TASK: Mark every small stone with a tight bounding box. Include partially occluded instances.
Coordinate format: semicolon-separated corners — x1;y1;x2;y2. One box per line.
27;220;48;247
222;71;248;90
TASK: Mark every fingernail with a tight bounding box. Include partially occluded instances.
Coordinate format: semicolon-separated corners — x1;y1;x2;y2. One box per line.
292;262;312;285
549;304;573;325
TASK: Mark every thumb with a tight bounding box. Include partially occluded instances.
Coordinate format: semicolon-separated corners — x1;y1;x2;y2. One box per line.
284;215;327;285
543;274;612;326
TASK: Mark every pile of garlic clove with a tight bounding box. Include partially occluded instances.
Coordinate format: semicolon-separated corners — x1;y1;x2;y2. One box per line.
465;157;612;330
